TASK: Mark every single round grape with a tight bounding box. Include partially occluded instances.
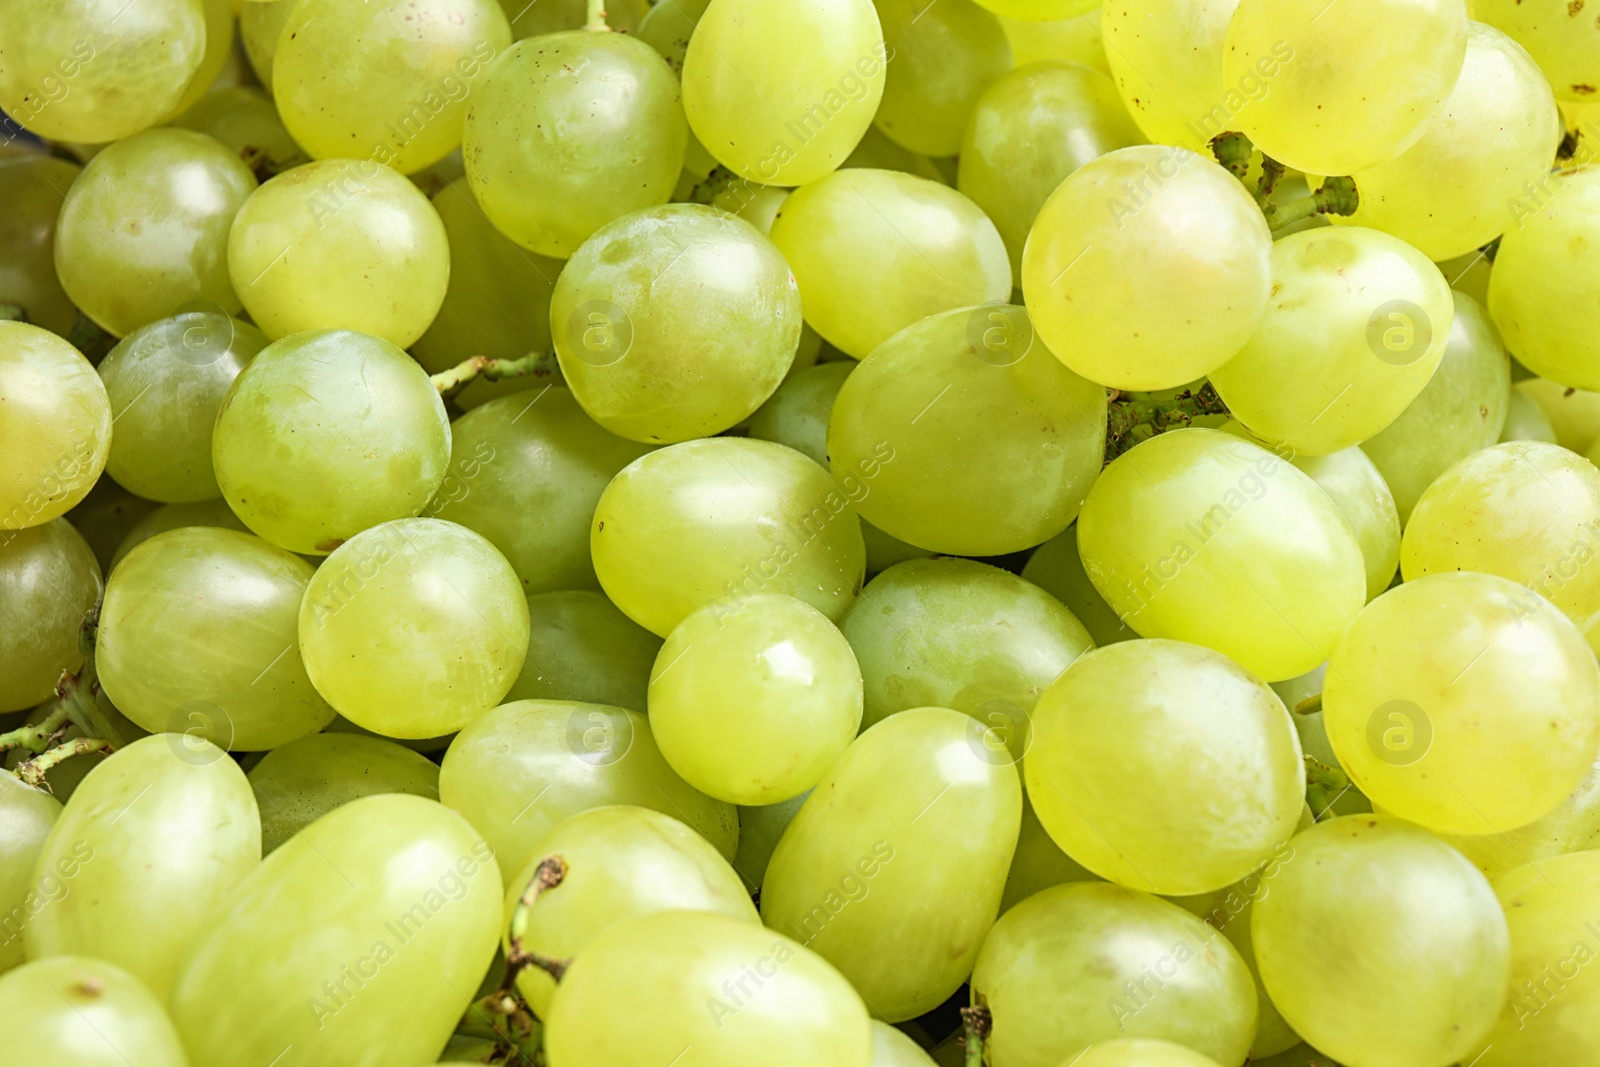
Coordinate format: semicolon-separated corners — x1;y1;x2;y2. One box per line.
1360;290;1512;521
213;329;450;554
0;0;206;143
1443;751;1600;880
0;156;81;335
731;790;810;894
1479;0;1600;102
463;31;685;258
842;124;947;181
1000;9;1108;74
274;0;510;174
503;804;758;1016
748;362;855;467
1022;525;1136;647
169;795;502;1067
249;731;441;853
439;699;738;883
761;708;1022;1021
299;518;529;738
873;0;1010;157
228;159;450;346
108;497;249;571
1323;572;1600;836
828;304;1107;555
769;168;1011;359
506;591;662;710
0;323;110;530
591;438;867;636
1517;376;1600;451
0;774;59;973
1209;226;1455;455
1253;815;1509;1067
1100;0;1239;151
1501;386;1558;444
239;0;294;90
682;0;885;185
970;882;1258;1067
26;734;261;999
0;520;101;713
1077;429;1366;682
546;910;872;1067
1224;0;1468;175
97;311;266;503
959;60;1144;275
551;203;801;442
0;956;188;1067
649;593;863;806
1022;145;1271;391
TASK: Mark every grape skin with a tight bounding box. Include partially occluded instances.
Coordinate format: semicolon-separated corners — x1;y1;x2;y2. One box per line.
0;774;60;974
0;956;188;1067
872;0;1011;158
0;520;102;713
1478;0;1600;102
0;156;82;336
248;732;441;854
0;323;111;531
505;590;663;710
1100;0;1240;152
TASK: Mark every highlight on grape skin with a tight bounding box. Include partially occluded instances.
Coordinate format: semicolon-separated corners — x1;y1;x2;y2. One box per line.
2;0;1598;1064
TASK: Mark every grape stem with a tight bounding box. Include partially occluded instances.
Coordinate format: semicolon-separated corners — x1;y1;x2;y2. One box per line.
961;1005;991;1067
1208;131;1360;233
0;704;71;757
1104;382;1230;462
1305;754;1352;820
429;350;561;397
1;602;123;768
1293;694;1323;717
14;737;114;789
584;0;609;30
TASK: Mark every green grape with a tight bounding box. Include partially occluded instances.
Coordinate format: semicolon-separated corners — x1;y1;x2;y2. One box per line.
438;699;738;884
65;478;160;576
1000;9;1108;76
1443;751;1600;880
299;518;529;738
506;590;663;710
1028;639;1303;895
26;734;260;998
98;526;335;749
649;593;863;805
971;0;1085;18
635;0;712;74
463;32;685;258
495;0;648;39
682;0;885;185
0;156;81;335
1076;428;1366;682
212;329;450;554
1329;24;1561;261
1252;814;1509;1067
970;882;1258;1067
171;86;309;174
550;203;800;442
0;0;207;143
1323;572;1600;836
841;557;1093;743
769;168;1011;359
1500;386;1558;444
731;790;810;894
273;0;509;174
0;775;59;973
761;708;1022;1021
0;520;101;712
1021;525;1135;646
109;497;249;571
98;311;266;503
239;0;294;91
228;159;450;346
546;910;872;1067
1223;0;1468;175
829;304;1105;554
1479;0;1600;102
749;362;855;466
999;792;1096;915
873;0;1010;158
1359;290;1512;521
1517;376;1600;451
167;0;234;119
591;438;866;636
1100;0;1239;152
1022;146;1270;391
872;1021;939;1066
0;323;110;530
842;125;947;182
503;804;758;1016
170;794;502;1067
1210;226;1455;455
958;60;1144;275
249;732;441;853
0;956;188;1067
54;129;256;338
1072;1041;1225;1067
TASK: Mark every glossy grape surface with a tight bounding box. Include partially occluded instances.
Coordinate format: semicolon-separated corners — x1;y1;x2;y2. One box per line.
0;324;111;531
0;955;188;1067
0;519;101;713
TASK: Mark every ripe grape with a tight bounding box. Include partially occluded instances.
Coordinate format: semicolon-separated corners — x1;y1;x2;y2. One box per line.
873;0;1011;158
842;125;947;181
0;155;82;336
506;590;663;710
249;732;441;853
0;519;101;713
1100;0;1239;151
1442;751;1600;880
971;0;1083;19
0;774;60;973
1021;525;1135;647
164;0;231;120
1000;9;1109;75
239;0;295;90
495;0;648;39
634;0;712;74
0;324;110;531
0;955;188;1067
1280;444;1400;602
1517;376;1600;451
1479;0;1600;102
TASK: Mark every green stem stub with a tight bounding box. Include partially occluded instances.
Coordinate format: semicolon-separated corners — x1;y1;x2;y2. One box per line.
584;0;609;30
962;1004;991;1067
430;351;559;396
15;737;113;789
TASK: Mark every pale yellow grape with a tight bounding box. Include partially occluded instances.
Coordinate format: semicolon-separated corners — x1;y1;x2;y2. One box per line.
249;731;440;853
1443;750;1600;879
439;699;738;884
682;0;886;185
1021;525;1135;646
299;518;529;738
770;168;1011;359
1073;1041;1225;1067
1224;0;1468;175
873;1021;939;1066
1100;0;1239;151
1001;9;1108;75
0;0;206;143
761;708;1021;1021
1501;387;1558;443
26;734;260;998
0;324;110;530
545;910;873;1067
108;497;249;571
731;792;809;893
503;805;758;1016
1209;226;1454;455
1252;815;1509;1067
0;156;81;335
1330;24;1561;261
506;590;662;710
1022;146;1270;391
0;520;101;713
239;0;294;91
273;0;509;174
1479;0;1600;102
171;86;309;175
1323;572;1600;836
1076;429;1366;682
748;362;855;467
0;956;187;1067
591;438;866;636
873;0;1011;157
842;125;947;182
170;795;502;1067
228;159;450;346
1517;377;1600;452
998;792;1096;914
0;775;60;972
